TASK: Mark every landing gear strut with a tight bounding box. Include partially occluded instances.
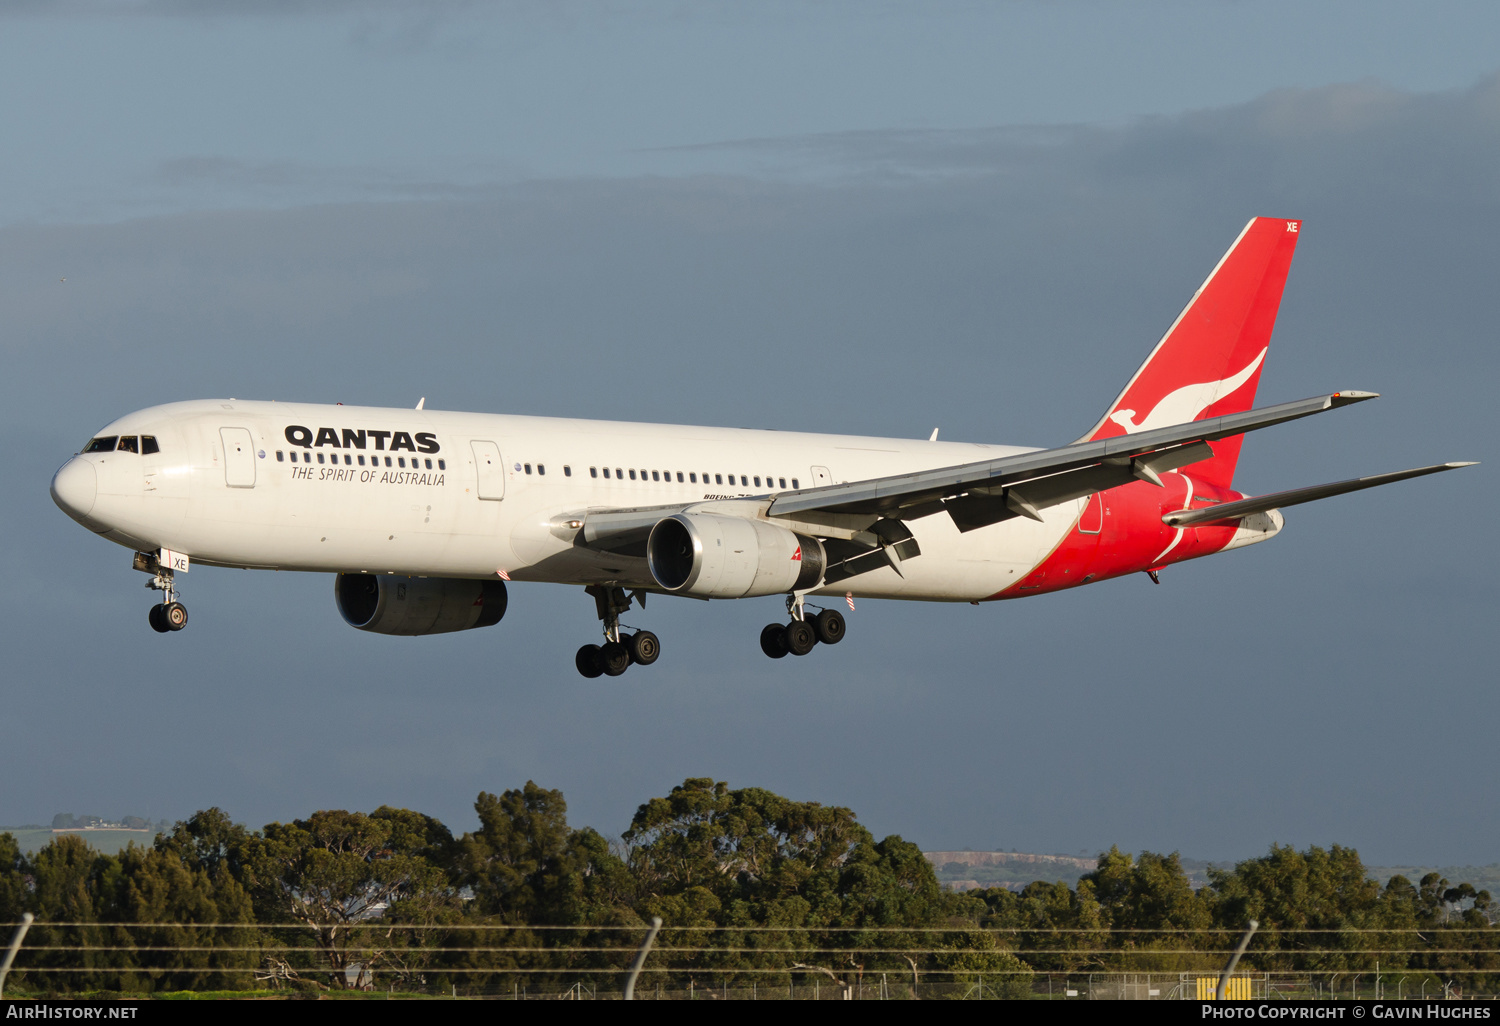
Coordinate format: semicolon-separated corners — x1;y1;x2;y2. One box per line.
135;551;188;634
576;585;660;678
760;594;845;659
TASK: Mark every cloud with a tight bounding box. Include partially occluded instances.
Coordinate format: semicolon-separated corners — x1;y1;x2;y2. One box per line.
654;73;1500;198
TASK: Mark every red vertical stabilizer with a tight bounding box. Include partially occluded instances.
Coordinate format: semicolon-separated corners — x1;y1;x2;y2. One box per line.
1080;217;1303;488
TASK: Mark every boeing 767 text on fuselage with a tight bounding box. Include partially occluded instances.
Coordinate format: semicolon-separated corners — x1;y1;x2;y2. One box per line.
50;218;1474;676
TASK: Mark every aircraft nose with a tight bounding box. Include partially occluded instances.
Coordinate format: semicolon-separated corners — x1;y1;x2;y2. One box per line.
51;457;98;521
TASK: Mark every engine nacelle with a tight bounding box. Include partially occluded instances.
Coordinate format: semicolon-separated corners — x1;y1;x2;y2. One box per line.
335;573;508;636
647;514;824;599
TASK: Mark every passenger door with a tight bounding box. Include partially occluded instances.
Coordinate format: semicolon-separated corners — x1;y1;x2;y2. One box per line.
472;440;506;500
220;427;257;488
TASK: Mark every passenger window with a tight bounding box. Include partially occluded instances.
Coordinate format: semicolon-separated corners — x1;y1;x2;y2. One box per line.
345;454;353;465
318;453;326;464
117;436;139;453
602;467;610;478
276;451;284;462
629;469;637;480
141;436;160;455
84;436;118;454
677;472;684;482
289;451;297;463
715;474;723;485
753;476;760;487
652;471;659;481
615;467;623;479
689;472;697;483
357;455;365;466
524;463;532;475
779;478;786;489
590;467;598;478
538;464;546;475
438;459;446;470
792;478;799;488
563;465;571;477
741;475;748;486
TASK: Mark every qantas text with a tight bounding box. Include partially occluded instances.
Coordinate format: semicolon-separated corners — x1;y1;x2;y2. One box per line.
284;426;439;454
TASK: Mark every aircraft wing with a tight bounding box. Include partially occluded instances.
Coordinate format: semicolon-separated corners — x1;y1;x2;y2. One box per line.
578;391;1379;566
1161;462;1477;527
767;390;1378;534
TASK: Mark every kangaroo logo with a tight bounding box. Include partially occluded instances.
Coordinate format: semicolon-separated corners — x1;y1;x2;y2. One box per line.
1109;348;1267;434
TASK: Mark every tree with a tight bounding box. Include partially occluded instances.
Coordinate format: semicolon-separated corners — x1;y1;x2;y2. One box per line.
0;833;27;926
455;783;600;922
1080;847;1212;971
240;807;453;987
155;807;251;878
1209;844;1386;972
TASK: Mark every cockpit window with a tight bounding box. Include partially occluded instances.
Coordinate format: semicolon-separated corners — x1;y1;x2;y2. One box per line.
141;435;160;455
83;436;117;454
117;436;139;453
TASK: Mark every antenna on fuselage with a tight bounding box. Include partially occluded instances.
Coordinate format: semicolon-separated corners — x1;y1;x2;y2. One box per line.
416;397;426;410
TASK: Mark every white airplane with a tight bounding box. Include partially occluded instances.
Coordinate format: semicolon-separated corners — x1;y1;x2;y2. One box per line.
51;217;1473;677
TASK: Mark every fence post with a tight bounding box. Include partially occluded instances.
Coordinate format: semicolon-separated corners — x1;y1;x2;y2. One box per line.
1216;919;1259;1001
0;914;34;999
622;917;663;1001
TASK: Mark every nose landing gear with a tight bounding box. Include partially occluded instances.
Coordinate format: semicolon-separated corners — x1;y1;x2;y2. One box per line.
760;595;846;659
577;586;660;678
135;551;188;634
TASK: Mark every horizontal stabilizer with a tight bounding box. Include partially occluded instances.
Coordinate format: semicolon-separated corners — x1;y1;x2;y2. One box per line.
1162;462;1478;527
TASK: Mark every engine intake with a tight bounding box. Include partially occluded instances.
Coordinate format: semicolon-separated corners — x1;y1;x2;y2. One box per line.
335;573;508;635
647;514;824;598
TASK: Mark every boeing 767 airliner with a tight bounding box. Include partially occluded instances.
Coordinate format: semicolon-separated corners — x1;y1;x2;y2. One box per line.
51;217;1474;676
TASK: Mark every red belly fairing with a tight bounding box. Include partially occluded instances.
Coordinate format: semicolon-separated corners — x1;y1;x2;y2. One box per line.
990;472;1246;599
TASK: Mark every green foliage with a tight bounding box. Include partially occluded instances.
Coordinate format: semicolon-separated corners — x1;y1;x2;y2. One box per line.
6;790;1497;999
0;832;28;924
454;782;630;925
240;806;454;988
932;930;1034;999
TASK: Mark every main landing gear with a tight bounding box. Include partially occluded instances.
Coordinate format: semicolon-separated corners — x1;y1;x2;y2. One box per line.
134;551;188;634
576;585;660;679
760;595;845;659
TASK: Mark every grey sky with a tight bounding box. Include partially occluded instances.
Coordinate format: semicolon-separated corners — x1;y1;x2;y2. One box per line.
4;1;1500;222
2;3;1496;866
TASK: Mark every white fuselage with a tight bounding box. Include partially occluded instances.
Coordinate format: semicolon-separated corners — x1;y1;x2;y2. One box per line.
58;399;1087;602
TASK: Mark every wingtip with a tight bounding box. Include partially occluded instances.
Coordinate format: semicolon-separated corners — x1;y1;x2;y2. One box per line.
1329;390;1380;407
1445;461;1480;469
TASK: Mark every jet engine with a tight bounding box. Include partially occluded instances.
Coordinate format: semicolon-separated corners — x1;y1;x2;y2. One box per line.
335;573;508;635
646;514;824;599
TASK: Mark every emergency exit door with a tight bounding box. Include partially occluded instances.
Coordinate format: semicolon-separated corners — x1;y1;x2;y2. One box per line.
220;427;256;488
472;440;506;500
